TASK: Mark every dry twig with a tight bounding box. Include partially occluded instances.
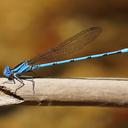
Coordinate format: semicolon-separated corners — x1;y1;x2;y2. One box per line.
0;77;128;107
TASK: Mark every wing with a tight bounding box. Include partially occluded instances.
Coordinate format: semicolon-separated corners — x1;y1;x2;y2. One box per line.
28;26;102;65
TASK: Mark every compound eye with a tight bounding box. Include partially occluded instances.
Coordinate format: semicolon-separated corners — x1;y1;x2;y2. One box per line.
3;66;12;77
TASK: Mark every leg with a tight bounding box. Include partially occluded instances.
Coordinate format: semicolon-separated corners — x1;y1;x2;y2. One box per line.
23;78;35;94
5;74;36;94
19;75;35;94
2;77;24;94
14;81;25;94
15;78;24;94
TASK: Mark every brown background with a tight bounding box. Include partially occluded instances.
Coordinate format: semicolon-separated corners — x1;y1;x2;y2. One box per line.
0;0;128;128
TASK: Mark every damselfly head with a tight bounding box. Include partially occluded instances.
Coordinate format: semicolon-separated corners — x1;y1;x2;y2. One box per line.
3;66;12;78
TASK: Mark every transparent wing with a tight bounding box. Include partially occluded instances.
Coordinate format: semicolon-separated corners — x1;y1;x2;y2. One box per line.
28;26;102;65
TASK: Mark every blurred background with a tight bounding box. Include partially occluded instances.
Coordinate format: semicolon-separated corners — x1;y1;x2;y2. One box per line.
0;0;128;128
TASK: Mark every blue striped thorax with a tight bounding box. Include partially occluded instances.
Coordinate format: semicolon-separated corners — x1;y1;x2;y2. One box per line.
3;61;31;79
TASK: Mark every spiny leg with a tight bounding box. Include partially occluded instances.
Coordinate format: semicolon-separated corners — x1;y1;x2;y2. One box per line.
19;66;36;94
23;78;35;94
19;74;36;94
14;77;35;94
14;77;25;94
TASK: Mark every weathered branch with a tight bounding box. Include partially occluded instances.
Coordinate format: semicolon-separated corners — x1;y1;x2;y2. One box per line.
0;77;128;107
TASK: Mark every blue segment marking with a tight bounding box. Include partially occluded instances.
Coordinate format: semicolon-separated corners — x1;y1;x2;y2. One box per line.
30;48;128;71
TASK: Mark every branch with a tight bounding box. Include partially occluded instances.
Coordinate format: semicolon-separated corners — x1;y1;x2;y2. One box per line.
0;77;128;107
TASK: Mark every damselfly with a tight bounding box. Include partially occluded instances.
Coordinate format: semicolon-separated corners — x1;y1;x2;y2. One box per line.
3;27;128;93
